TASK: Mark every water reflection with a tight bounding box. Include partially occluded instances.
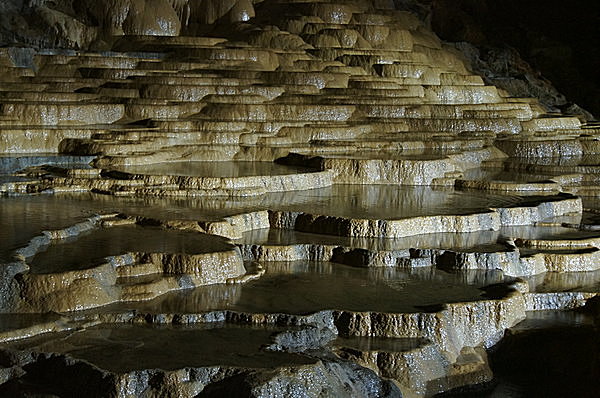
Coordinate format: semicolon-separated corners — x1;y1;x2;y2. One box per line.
0;185;531;261
110;161;316;177
30;225;234;274
119;261;507;315
6;323;314;372
524;270;600;293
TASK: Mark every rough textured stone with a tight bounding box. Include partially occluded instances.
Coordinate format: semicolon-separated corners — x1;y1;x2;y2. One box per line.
0;1;598;396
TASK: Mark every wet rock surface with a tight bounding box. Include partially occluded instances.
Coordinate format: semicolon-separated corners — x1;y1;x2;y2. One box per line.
0;0;598;396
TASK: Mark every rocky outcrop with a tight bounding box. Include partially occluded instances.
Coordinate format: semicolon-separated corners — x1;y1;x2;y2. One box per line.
0;0;259;49
0;0;599;396
424;0;598;119
4;216;247;313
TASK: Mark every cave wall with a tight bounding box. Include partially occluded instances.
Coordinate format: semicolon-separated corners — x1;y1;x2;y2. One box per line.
427;0;599;119
0;0;596;118
0;0;259;49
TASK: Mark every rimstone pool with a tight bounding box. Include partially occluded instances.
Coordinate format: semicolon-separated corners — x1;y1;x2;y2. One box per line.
0;0;598;396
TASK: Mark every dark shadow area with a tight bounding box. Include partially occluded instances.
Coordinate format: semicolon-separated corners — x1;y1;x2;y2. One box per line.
429;0;599;118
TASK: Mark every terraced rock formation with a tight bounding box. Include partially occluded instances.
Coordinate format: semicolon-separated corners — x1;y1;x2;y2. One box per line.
0;0;598;396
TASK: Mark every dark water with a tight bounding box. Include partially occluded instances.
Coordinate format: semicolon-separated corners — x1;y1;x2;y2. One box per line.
110;161;316;177
0;185;538;261
30;225;233;274
525;270;600;293
0;154;94;174
440;311;599;398
117;261;507;315
5;323;314;372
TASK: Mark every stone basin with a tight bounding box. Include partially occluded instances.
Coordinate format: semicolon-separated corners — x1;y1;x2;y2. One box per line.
236;227;509;252
0;175;33;185
524;270;600;293
0;0;597;395
268;184;522;219
508;226;599;241
486;310;598;398
8;220;245;312
0;154;94;174
5;323;315;372
306;150;457;161
0;320;400;397
504;155;600;170
108;161;316;178
117;261;508;315
0;187;585;262
0;194;192;262
462;168;556;183
334;335;429;353
28;225;233;274
0;313;62;334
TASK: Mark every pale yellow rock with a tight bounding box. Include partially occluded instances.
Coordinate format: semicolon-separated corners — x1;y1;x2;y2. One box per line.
0;103;125;126
0;2;598;397
524;292;597;311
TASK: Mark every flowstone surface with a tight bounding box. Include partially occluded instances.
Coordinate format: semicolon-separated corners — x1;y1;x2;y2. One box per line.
0;0;598;396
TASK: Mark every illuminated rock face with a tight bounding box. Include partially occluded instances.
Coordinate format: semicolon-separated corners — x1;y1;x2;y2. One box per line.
0;1;598;396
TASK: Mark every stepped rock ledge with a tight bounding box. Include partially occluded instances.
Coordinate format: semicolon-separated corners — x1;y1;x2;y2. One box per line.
0;0;598;396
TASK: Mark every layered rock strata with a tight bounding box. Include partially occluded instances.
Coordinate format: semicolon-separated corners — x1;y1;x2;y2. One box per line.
0;0;598;396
